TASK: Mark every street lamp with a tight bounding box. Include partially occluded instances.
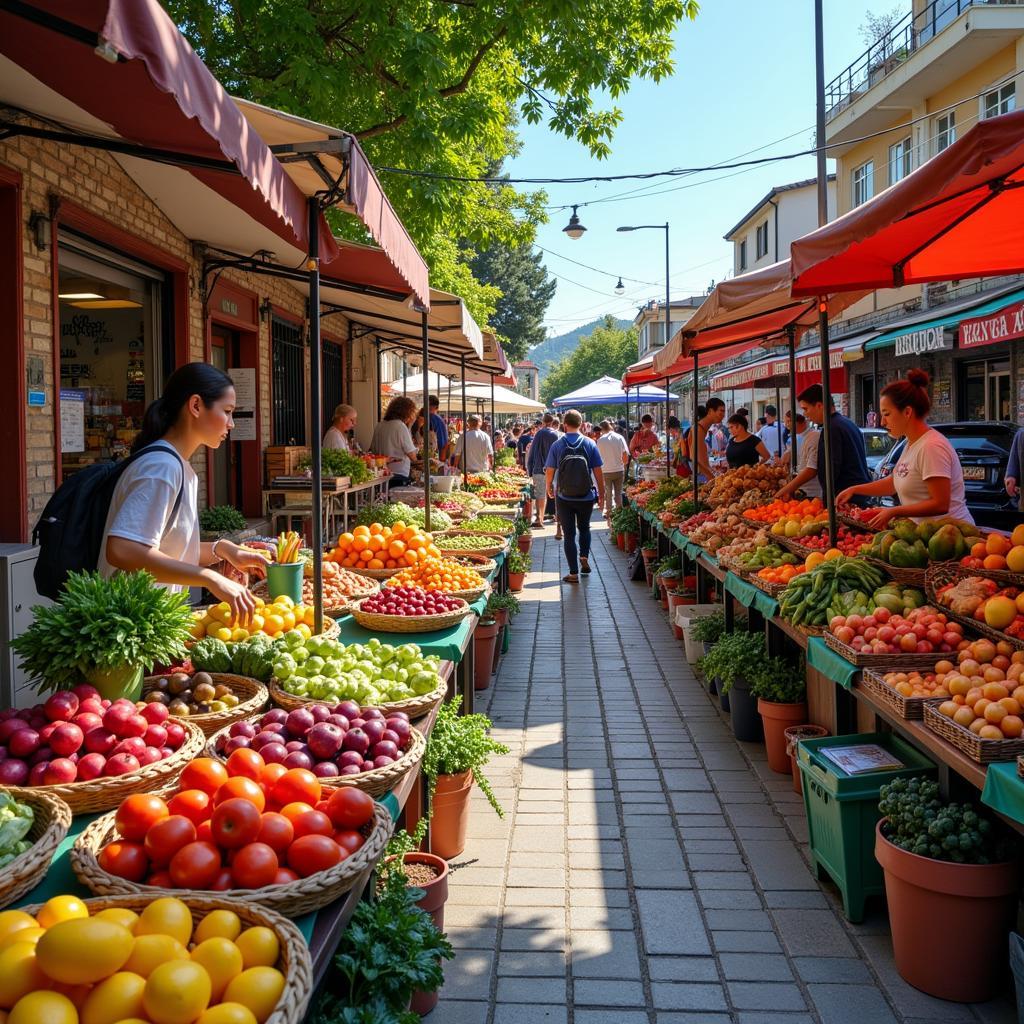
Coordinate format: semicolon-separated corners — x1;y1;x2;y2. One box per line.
614;277;625;295
563;205;587;240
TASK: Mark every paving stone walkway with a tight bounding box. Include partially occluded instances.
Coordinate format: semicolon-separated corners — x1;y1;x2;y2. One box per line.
434;519;1017;1024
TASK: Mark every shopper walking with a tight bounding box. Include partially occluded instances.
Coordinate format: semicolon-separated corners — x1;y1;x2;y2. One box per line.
526;413;559;527
596;420;629;517
454;413;494;472
427;395;450;460
545;409;605;584
517;419;539;469
684;398;726;482
371;396;420;487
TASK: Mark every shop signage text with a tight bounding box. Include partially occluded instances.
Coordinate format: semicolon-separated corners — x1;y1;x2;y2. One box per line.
893;326;952;358
959;299;1024;350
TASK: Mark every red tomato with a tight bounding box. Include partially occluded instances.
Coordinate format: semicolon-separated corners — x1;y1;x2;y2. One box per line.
259;762;288;790
333;830;365;857
256;812;294;855
271;768;321;808
169;840;223;889
210;867;235;891
226;747;265;781
288;834;342;878
144;815;197;867
230;842;279;889
273;867;299;885
167;789;212;825
179;758;229;796
280;802;316;827
326;788;374;830
196;820;214;844
98;840;149;882
214;776;266;811
115;794;169;842
147;869;172;888
211;797;263;849
291;809;334;840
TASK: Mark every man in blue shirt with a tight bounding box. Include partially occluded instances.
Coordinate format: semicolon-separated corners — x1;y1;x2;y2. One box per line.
517;419;539;469
427;396;449;459
797;384;871;504
545;409;605;584
526;413;560;526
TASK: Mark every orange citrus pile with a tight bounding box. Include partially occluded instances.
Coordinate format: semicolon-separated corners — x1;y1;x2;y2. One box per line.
746;498;825;524
327;522;441;571
756;563;805;585
384;557;485;593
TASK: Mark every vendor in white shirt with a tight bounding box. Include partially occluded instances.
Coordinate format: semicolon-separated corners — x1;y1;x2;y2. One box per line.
323;403;357;451
757;404;785;459
370;395;419;487
836;370;972;527
774;414;821;500
454;413;493;473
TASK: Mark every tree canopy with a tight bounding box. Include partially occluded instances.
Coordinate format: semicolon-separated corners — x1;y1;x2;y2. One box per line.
168;0;699;331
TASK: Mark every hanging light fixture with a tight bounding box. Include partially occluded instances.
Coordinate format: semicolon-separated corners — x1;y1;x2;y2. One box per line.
562;205;586;240
614;277;625;295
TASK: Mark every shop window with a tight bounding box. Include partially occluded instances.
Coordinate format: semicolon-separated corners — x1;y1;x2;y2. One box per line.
934;112;955;154
322;339;344;434
271;315;306;445
888;137;913;185
984;83;1015;120
852;161;874;207
57;237;167;481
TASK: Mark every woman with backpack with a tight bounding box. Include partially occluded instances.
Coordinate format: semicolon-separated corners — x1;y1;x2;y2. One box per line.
544;409;605;584
100;363;269;621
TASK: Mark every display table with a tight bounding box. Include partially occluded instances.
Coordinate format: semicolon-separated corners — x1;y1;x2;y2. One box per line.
724;571;778;619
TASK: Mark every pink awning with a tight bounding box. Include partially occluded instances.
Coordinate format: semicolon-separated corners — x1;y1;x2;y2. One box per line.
0;0;338;262
622;339;766;388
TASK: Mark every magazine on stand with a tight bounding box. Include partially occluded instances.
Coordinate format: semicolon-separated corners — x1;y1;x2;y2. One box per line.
818;744;905;775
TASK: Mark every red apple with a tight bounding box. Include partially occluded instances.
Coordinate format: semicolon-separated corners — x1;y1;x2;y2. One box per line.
43;692;79;722
8;729;40;759
73;712;103;733
102;704;135;737
140;703;169;725
84;727;117;756
112;737;147;760
43;758;77;784
76;752;106;780
143;725;168;749
103;753;141;776
49;723;84;758
163;722;186;748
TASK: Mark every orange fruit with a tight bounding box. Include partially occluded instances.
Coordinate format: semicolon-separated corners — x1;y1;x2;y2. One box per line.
1001;715;1024;738
1012;524;1024;548
983;554;1008;571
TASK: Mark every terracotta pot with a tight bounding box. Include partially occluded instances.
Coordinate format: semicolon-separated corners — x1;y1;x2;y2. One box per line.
406;850;448;1024
666;591;687;640
641;548;657;564
492;608;509;628
784;725;828;794
875;822;1018;1002
474;619;500;689
523;498;532;519
517;534;533;554
508;571;525;592
758;699;809;774
616;533;625;550
658;581;669;609
431;769;474;860
624;532;638;553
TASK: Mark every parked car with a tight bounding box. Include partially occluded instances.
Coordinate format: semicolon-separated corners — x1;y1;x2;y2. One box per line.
873;421;1021;529
860;428;897;476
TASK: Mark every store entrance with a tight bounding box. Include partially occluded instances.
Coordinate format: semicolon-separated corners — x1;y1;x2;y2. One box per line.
961;359;1011;421
210;326;241;509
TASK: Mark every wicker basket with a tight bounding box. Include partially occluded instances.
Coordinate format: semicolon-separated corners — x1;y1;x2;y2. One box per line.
192;610;341;640
0;788;72;910
476;495;520;505
207;719;427;798
923;702;1024;763
824;630;943;669
267;677;446;720
71;801;393;916
6;719;206;815
838;511;882;533
348;564;404;580
251;576;378;617
348;597;472;633
925;562;1024;650
456;522;516;538
448;582;490;602
448;553;498;577
716;554;751;576
864;556;926;587
748;574;793;599
433;532;507;558
1017;754;1024;779
19;892;312;1024
859;668;945;720
776;535;822;558
143;673;269;737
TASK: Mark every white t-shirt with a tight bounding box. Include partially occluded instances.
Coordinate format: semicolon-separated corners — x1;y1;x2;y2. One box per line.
893;429;973;524
596;431;628;473
98;442;199;593
789;427;821;498
758;421;785;457
323;426;350;451
455;429;493;472
370;419;416;477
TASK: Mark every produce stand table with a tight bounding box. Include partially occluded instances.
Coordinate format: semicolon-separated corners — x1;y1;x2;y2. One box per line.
337;477;390;533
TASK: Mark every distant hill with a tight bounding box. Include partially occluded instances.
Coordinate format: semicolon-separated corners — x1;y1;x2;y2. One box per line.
531;317;630;378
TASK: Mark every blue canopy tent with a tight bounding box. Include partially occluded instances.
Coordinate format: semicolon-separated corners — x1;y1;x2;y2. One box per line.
551;375;669;408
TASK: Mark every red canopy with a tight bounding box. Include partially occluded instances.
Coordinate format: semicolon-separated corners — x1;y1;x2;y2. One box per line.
791;109;1024;295
623;339;764;388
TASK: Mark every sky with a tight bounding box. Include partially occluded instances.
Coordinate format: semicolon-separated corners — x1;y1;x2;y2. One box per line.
504;1;876;336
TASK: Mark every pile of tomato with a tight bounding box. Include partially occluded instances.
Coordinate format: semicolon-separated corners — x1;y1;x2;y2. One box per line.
97;753;376;891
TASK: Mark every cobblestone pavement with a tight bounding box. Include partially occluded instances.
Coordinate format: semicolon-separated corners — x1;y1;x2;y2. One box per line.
434;519;1018;1024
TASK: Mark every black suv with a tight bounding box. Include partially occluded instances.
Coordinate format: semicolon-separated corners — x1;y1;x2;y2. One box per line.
874;421;1022;529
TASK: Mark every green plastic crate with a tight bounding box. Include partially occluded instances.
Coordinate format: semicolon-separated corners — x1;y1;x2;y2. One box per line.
797;732;934;922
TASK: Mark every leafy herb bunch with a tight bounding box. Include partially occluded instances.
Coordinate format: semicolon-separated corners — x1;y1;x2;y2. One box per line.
512;514;532;538
486;591;521;617
494;447;517;467
300;448;371;484
611;505;638;534
749;655;806;705
198;505;247;534
422;696;510;816
507;548;532;574
13;571;193;692
696;630;766;695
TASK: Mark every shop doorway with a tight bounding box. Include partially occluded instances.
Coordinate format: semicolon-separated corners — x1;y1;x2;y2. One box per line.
210;326;240;508
961;359;1011;421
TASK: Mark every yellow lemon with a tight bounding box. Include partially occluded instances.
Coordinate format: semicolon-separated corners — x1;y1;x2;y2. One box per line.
135;898;193;947
123;933;190;978
93;908;139;933
194;910;242;944
143;961;211;1024
273;595;294;610
234;927;279;969
230;627;251;643
197;1004;257;1024
804;551;825;571
80;971;147;1024
8;991;77;1024
222;967;285;1024
191;938;243;1001
0;927;43;952
0;912;36;946
823;548;844;561
212;626;233;642
35;895;88;930
36;919;134;985
0;942;48;1009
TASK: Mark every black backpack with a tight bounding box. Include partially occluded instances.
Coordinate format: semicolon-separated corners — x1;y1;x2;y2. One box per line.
557;437;593;499
33;443;186;599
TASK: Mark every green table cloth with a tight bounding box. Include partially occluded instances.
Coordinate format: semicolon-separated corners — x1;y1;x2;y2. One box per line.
981;762;1024;826
725;571;778;618
806;636;859;691
334;612;476;663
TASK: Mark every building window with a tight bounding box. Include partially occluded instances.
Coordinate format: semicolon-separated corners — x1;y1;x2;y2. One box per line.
984;83;1016;120
935;112;955;153
755;221;769;260
852;161;874;207
888;137;912;185
271;315;306;444
739;239;747;271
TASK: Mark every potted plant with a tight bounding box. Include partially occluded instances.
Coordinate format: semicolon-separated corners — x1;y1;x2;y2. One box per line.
785;724;828;795
486;592;520;669
507;548;531;592
13;570;193;701
473;615;500;689
876;778;1018;1003
641;540;658;566
198;504;248;543
422;696;509;860
750;656;808;773
619;506;640;552
513;514;533;554
699;631;765;741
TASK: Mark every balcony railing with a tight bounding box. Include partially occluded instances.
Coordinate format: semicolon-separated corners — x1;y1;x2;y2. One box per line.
826;0;1024;120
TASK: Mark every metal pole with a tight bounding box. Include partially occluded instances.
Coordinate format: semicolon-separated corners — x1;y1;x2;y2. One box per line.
307;197;324;636
664;376;671;479
461;356;468;489
375;341;382;423
692;352;699;507
872;347;880;424
490;374;496;462
788;328;798;476
774;384;782;458
815;0;837;544
421;311;431;532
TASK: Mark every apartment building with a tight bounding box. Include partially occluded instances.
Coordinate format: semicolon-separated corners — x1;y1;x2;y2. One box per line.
513;360;540;402
634;297;705;358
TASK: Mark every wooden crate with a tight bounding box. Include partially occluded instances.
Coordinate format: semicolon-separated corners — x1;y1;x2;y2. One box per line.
265;446;310;479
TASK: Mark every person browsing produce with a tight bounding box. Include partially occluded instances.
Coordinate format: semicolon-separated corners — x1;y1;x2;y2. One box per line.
725;414;771;468
686;397;726;481
797;383;871;505
629;414;659;456
836;370;973;527
527;413;560;527
454;413;494;472
774;414;821;500
100;363;269;622
323;403;357;451
371;395;420;487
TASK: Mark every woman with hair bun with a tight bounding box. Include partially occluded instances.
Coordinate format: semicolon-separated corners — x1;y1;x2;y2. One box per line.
836;369;972;526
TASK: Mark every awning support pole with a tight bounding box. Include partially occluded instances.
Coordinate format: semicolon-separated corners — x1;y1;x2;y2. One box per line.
461;357;468;489
774;384;783;458
421;310;431;532
664;376;671;480
692;352;699;508
490;374;496;462
787;328;798;476
307;197;324;636
872;347;880;423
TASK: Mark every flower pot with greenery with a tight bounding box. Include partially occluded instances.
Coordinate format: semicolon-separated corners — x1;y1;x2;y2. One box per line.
750;656;808;773
423;696;509;860
198;504;248;543
299;446;373;486
698;631;765;741
13;570;193;701
473;616;500;689
690;609;726;674
507;549;531;592
876;778;1018;1003
513;514;533;554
